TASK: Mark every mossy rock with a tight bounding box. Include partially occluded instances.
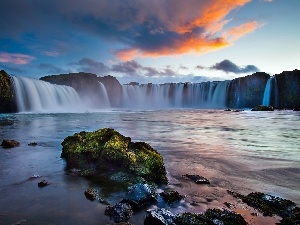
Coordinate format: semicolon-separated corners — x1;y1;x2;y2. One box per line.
251;105;274;111
61;128;168;185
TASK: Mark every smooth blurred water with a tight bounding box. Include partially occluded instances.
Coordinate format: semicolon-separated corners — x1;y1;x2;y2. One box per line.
0;109;299;224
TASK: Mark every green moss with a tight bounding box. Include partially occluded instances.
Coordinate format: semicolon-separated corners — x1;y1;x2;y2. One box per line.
61;128;168;185
0;70;14;99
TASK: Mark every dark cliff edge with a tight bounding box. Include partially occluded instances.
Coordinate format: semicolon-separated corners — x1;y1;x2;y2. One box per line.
0;70;17;113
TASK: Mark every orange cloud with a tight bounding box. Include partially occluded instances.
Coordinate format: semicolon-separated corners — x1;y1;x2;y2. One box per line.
113;0;259;61
225;21;262;41
0;52;35;64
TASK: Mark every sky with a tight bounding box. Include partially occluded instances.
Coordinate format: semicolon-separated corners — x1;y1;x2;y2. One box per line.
0;0;299;84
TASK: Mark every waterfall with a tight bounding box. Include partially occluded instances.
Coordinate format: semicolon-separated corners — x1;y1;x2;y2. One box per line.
120;81;231;108
262;78;272;106
12;75;84;112
211;80;230;108
98;82;111;108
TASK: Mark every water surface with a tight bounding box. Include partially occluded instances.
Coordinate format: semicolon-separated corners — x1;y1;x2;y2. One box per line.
0;109;299;224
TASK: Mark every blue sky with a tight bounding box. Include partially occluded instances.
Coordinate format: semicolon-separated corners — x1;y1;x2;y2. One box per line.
0;0;299;84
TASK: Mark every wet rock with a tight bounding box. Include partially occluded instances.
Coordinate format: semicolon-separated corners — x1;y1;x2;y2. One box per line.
84;187;104;202
251;105;274;111
105;203;133;223
224;109;231;111
38;180;50;187
174;212;211;225
204;208;247;225
182;174;210;184
144;208;176;225
293;108;300;111
1;139;20;148
160;190;184;204
228;191;300;223
61;128;168;185
120;183;157;211
28;142;38;146
175;209;247;225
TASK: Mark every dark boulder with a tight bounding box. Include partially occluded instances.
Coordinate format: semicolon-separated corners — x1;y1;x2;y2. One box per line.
38;180;50;187
120;183;157;211
105;203;133;223
160;190;184;204
228;191;300;224
1;139;20;148
174;209;247;225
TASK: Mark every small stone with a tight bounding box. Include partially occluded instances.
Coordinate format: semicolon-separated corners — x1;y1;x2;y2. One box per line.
1;140;20;148
182;174;210;184
28;142;38;146
38;180;50;187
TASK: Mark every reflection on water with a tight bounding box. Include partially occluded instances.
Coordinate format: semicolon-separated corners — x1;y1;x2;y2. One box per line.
0;109;300;224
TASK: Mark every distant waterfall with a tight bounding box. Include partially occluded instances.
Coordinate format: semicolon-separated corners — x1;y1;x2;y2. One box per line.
121;81;231;108
98;82;111;108
12;76;84;112
211;80;230;108
262;77;279;107
262;78;271;106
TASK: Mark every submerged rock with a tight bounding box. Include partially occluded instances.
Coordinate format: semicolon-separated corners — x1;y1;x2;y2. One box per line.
1;139;20;148
61;128;168;185
84;187;104;202
251;105;274;111
182;174;210;184
105;203;133;223
120;183;157;211
28;142;38;146
38;180;50;187
160;190;184;205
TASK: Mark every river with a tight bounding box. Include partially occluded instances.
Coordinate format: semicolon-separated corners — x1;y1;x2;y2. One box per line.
0;109;299;224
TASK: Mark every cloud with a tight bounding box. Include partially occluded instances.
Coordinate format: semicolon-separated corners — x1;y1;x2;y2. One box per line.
195;65;205;70
38;63;69;74
111;60;177;77
0;0;257;61
225;21;261;41
0;52;35;65
210;59;260;73
72;58;110;75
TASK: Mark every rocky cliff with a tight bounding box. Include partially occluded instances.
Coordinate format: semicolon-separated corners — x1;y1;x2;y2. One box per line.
227;72;270;108
276;69;300;109
0;70;17;113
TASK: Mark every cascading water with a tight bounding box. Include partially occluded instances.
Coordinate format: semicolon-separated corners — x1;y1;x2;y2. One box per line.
121;81;231;108
98;82;111;108
262;78;272;106
211;80;230;108
10;75;235;111
12;75;84;112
